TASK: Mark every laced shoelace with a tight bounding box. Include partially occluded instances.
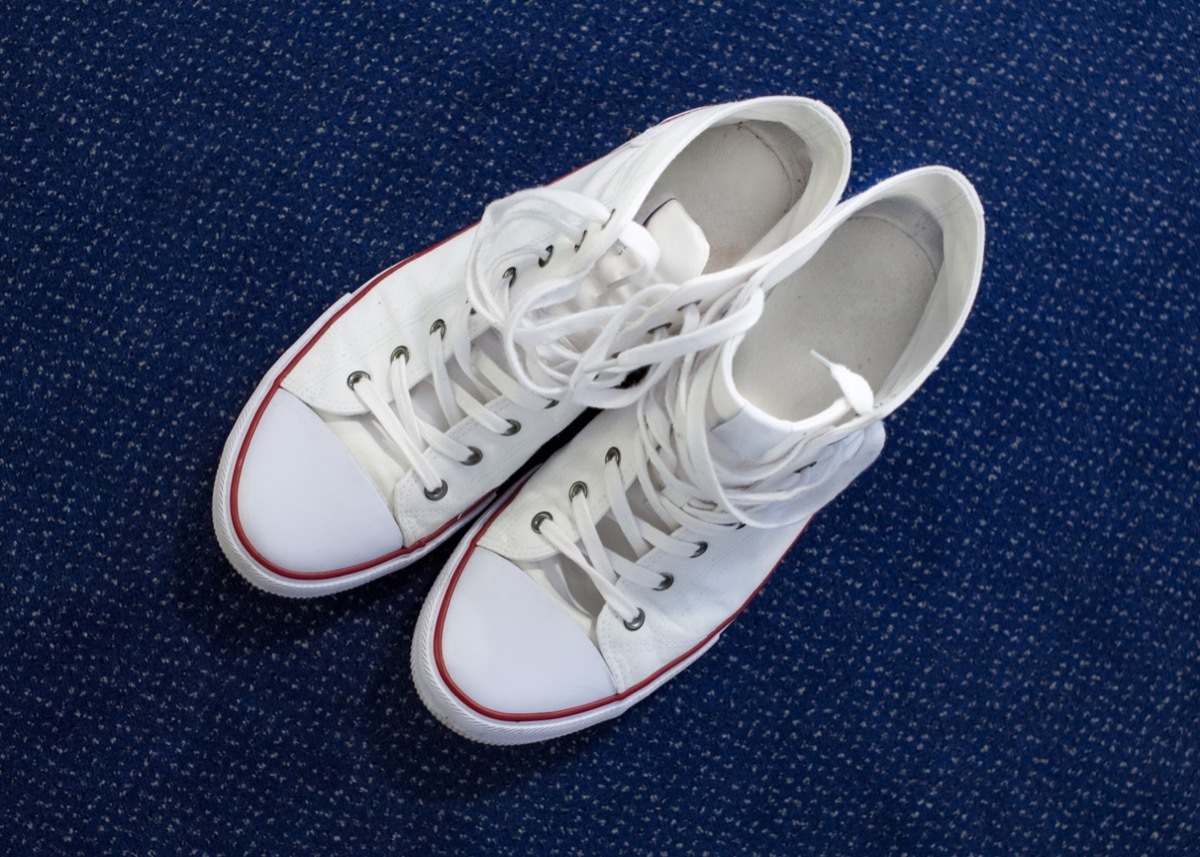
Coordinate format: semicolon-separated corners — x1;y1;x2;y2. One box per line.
347;300;549;499
466;187;766;409
534;288;878;628
346;188;768;503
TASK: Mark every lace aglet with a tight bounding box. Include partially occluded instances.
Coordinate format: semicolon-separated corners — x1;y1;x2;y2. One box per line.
809;350;875;414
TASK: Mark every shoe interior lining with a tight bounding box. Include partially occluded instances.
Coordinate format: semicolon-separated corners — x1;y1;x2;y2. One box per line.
731;198;945;423
637;120;813;272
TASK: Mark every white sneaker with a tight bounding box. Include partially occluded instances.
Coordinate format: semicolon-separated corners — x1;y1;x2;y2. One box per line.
212;97;852;596
411;166;985;743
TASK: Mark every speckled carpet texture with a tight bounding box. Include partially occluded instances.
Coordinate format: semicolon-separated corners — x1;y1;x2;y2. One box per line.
2;1;1198;853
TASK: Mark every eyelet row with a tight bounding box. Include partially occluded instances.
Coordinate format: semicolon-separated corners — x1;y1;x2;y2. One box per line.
501;207;617;288
346;316;523;504
527;441;709;632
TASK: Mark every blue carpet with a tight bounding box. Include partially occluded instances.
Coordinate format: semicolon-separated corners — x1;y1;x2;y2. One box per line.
2;1;1198;854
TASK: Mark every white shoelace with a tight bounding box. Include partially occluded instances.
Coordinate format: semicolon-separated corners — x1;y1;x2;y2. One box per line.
347;187;767;503
348;301;549;498
466;187;766;409
535;288;878;627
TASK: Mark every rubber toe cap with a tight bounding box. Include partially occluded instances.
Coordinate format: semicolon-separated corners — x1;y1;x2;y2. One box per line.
437;547;618;716
233;389;405;575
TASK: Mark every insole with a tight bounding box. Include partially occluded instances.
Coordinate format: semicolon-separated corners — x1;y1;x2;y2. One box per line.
732;215;939;422
641;121;810;271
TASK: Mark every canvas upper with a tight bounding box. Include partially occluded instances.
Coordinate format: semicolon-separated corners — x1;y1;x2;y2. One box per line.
212;96;854;596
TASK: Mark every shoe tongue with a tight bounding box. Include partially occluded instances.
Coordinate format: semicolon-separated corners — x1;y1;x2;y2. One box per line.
706;346;803;460
707;342;877;462
559;198;708;356
555;198;710;363
641;198;709;283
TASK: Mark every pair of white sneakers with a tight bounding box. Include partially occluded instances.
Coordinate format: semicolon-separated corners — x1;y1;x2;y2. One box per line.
213;96;985;745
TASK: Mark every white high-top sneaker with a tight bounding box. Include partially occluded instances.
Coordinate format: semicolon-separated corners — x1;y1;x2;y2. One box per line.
411;166;985;744
213;97;852;596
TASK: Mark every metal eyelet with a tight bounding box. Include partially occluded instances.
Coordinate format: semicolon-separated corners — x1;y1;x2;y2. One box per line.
502;267;517;287
424;480;449;501
794;462;816;475
655;573;674;591
602;208;616;229
648;322;672;335
623;608;645;631
460;446;483;466
430;319;446;338
503;419;521;436
390;345;410;363
573;229;587;251
691;541;708;558
605;446;621;465
346;370;370;389
530;511;553;533
538;245;554;267
568;481;588;500
543;398;559;409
